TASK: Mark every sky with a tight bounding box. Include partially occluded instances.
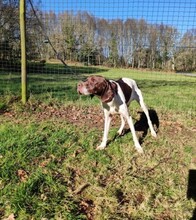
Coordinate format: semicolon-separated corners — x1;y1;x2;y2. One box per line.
38;0;196;33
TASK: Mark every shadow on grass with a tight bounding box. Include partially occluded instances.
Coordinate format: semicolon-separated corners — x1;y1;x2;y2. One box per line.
0;63;108;75
107;109;159;146
190;209;196;220
0;64;108;96
42;64;108;74
187;169;196;220
135;109;159;144
136;79;196;90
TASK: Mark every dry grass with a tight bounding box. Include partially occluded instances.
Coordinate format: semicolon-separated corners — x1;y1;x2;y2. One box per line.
0;68;195;219
0;101;195;219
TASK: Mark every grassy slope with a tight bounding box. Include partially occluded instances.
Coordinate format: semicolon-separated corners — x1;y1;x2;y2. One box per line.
0;66;196;219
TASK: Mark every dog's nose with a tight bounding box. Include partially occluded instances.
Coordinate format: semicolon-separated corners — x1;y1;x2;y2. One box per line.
77;82;82;94
77;81;83;87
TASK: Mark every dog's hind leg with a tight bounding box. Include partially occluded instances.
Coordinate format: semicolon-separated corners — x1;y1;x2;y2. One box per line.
134;88;157;138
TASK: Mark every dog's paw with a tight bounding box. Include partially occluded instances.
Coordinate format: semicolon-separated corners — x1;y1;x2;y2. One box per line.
96;144;106;150
117;129;123;136
151;130;157;138
96;146;105;150
135;143;144;154
136;147;144;154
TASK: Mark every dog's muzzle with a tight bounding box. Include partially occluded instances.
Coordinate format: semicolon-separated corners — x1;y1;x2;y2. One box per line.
77;82;83;94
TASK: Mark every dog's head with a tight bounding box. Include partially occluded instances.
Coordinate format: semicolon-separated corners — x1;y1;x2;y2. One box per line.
77;75;117;103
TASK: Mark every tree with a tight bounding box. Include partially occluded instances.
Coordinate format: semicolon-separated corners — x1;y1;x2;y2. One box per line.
158;24;178;70
108;32;119;67
124;19;138;68
148;24;159;69
175;29;196;72
1;2;192;72
0;0;20;66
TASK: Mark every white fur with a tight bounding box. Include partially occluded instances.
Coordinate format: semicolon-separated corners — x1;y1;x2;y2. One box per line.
79;86;91;95
96;78;157;153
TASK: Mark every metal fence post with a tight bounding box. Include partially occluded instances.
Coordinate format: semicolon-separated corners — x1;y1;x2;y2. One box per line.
20;0;27;104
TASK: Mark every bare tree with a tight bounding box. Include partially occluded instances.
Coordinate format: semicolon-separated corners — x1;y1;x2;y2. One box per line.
158;24;178;70
1;2;192;72
148;25;159;69
0;0;19;63
175;29;196;72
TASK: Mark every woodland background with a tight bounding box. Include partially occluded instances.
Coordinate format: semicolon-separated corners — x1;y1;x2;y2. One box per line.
0;0;195;72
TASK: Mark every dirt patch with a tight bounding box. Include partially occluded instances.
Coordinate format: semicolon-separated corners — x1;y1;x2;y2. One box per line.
1;103;195;220
1;104;120;130
1;103;195;138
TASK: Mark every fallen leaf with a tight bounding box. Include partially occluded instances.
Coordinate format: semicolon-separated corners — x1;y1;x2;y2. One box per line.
3;213;15;220
17;169;28;182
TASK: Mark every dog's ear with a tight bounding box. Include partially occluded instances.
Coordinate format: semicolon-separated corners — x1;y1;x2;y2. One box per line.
101;81;117;103
87;76;105;95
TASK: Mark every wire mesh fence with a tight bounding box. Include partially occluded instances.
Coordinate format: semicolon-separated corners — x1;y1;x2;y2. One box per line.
0;0;195;111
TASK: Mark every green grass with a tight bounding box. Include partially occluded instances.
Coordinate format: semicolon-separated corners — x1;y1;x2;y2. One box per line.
0;65;196;219
0;65;195;112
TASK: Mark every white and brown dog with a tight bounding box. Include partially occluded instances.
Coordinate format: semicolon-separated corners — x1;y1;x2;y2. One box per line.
77;75;157;153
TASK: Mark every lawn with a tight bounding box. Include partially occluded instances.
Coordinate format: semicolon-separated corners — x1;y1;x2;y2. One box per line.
0;65;195;219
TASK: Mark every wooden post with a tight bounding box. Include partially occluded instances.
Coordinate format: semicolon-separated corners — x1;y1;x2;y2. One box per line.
20;0;27;104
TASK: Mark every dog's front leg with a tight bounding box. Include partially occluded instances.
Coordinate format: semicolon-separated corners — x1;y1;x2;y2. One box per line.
96;109;111;150
117;114;126;135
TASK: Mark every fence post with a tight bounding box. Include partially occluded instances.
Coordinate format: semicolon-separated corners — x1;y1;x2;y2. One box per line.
20;0;27;104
